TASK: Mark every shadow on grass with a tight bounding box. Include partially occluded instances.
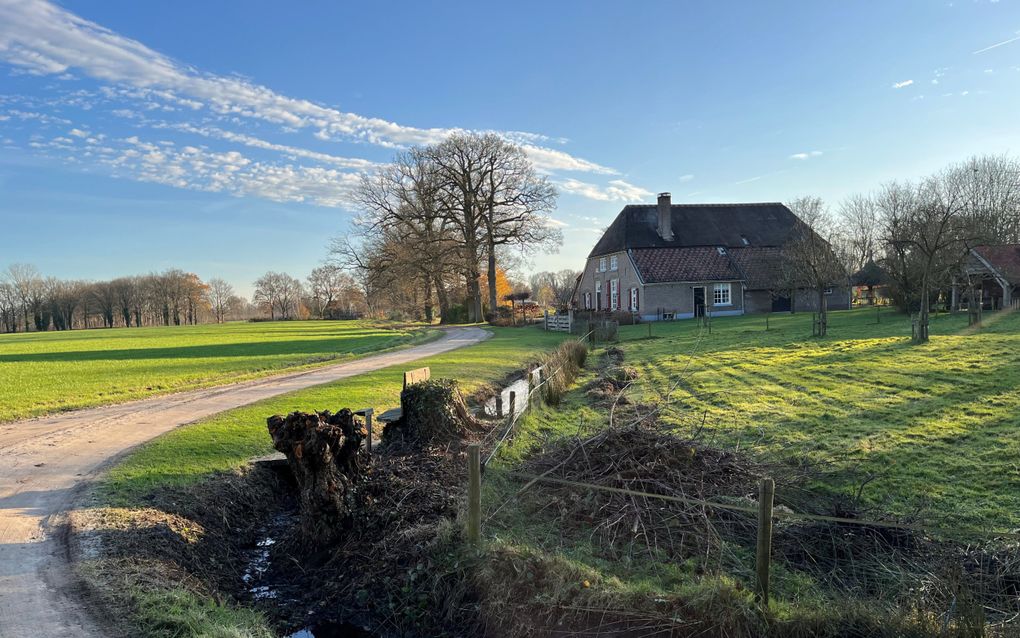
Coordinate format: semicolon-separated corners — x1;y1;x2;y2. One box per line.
0;336;411;364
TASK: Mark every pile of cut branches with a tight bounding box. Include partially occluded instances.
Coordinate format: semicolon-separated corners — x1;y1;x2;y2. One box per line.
518;423;768;561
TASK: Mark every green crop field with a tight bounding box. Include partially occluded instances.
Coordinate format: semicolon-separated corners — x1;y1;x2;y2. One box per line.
0;320;435;423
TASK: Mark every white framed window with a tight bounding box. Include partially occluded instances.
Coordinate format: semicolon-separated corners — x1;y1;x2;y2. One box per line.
595;280;602;309
583;292;591;309
610;279;619;311
713;283;732;306
630;287;639;311
663;312;675;320
599;257;607;272
610;255;618;271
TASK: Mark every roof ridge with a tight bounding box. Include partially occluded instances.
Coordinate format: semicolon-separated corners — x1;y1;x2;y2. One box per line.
621;202;784;209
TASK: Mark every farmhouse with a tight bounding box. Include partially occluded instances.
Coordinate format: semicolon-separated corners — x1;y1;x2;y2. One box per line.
957;244;1020;310
572;193;850;321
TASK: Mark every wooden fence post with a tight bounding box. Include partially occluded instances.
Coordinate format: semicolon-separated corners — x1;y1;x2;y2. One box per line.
756;477;775;607
508;391;516;417
496;395;504;418
466;444;481;544
364;408;373;454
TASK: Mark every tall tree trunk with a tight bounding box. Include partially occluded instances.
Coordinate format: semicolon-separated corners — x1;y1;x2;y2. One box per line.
423;276;434;323
487;236;498;318
434;275;451;324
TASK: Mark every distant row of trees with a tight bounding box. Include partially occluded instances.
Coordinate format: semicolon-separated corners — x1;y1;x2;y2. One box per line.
0;263;369;333
790;154;1020;342
333;132;562;323
251;265;365;321
0;265;254;333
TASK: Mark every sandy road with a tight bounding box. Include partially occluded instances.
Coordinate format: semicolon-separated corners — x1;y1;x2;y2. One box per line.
0;326;489;638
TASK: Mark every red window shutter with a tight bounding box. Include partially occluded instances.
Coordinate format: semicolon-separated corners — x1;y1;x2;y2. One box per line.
635;287;639;311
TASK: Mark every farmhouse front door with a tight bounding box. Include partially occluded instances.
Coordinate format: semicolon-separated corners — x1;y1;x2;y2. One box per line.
693;286;706;317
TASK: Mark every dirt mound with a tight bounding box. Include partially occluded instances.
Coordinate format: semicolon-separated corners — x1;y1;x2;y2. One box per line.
382;378;480;450
521;424;766;560
267;409;368;545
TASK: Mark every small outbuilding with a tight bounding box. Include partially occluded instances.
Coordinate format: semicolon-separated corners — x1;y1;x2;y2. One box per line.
957;244;1020;310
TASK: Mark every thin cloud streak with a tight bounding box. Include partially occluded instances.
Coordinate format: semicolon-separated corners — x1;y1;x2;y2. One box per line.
973;33;1020;54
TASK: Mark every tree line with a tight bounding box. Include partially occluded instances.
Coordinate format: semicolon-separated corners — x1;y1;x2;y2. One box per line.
0;263;368;333
333;132;563;323
789;153;1020;342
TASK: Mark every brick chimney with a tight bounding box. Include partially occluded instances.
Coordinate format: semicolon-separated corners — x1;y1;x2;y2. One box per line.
657;192;673;241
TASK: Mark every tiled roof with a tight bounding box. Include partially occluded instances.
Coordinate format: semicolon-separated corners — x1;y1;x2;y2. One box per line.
631;247;743;284
727;247;790;289
589;202;802;258
973;244;1020;285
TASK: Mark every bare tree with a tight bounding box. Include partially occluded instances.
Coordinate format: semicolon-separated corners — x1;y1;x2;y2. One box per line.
882;170;971;342
253;272;303;320
836;193;878;276
206;278;234;323
784;197;846;337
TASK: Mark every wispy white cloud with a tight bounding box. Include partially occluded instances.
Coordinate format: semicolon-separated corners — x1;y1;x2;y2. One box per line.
557;178;652;202
789;150;823;160
0;0;610;175
892;79;914;89
678;174;694;182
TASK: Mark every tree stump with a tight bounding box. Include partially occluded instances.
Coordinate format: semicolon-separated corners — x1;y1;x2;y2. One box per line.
266;409;367;545
382;378;478;450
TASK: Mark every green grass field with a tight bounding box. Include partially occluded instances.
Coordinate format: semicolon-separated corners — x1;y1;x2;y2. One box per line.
0;320;435;423
507;307;1020;531
101;325;569;504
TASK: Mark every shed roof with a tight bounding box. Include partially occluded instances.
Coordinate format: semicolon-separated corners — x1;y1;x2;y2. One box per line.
973;244;1020;285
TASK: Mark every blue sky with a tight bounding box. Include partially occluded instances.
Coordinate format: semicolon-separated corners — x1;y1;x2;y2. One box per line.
1;0;1019;296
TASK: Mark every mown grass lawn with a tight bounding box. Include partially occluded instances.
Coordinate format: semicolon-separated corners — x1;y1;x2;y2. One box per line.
101;325;569;504
0;320;435;423
512;306;1020;532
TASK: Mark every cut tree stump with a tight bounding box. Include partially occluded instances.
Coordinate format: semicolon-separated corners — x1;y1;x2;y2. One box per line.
266;408;367;545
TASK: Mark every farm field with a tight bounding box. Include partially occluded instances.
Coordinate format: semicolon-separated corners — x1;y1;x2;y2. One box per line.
511;306;1020;531
0;320;434;423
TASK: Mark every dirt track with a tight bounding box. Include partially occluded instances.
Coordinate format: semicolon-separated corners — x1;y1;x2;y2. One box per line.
0;326;489;638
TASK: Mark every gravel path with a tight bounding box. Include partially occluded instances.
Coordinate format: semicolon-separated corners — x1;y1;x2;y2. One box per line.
0;326;489;637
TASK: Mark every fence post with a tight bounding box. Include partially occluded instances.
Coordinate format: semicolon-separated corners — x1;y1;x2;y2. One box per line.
496;395;504;418
467;444;481;544
756;477;775;607
364;408;373;454
508;390;516;417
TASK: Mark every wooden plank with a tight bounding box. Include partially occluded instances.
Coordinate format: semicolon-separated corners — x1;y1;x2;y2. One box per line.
403;366;431;388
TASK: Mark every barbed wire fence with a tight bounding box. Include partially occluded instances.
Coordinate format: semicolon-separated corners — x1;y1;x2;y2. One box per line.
462;321;1020;633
